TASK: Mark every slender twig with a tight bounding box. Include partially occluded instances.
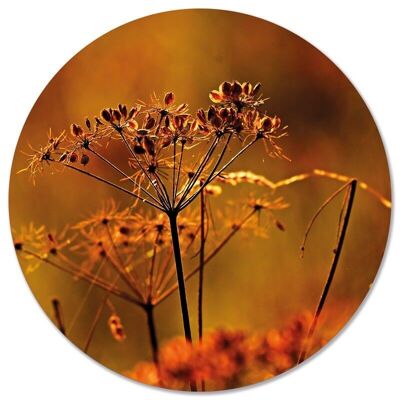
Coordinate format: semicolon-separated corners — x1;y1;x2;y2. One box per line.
298;179;357;364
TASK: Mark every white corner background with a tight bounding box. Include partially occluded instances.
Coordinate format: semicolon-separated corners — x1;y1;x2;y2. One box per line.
0;1;399;399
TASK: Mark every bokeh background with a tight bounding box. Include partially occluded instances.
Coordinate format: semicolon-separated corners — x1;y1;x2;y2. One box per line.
9;10;391;376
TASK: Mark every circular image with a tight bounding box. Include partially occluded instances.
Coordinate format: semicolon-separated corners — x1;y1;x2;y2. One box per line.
10;9;391;392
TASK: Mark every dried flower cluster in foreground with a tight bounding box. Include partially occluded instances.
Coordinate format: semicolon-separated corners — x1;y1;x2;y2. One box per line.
125;310;337;391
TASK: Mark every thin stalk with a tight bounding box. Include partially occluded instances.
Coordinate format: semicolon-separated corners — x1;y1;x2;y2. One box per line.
180;136;258;210
60;162;164;211
89;147;163;206
20;249;141;305
198;188;206;391
177;137;219;207
118;130;170;209
168;212;197;392
173;142;185;207
298;179;357;364
84;294;109;353
145;304;162;385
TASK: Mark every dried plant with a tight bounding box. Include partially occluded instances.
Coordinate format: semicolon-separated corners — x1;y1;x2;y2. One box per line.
14;80;391;391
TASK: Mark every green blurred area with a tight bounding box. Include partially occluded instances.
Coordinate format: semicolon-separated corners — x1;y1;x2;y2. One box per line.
9;10;390;374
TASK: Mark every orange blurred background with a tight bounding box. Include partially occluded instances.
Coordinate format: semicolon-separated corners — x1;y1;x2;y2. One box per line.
9;10;391;374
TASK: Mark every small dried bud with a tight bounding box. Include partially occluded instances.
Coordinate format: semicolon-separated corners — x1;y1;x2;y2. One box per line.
242;82;252;95
209;90;223;103
69;153;78;163
71;123;83;136
275;220;285;231
252;82;261;96
85;118;91;130
128;107;137;120
133;145;146;155
220;81;232;96
232;81;243;97
80;154;90;166
164;92;175;106
196;109;207;124
144;136;155;156
112;109;121;123
101;109;111;122
118;104;127;118
145;116;156;130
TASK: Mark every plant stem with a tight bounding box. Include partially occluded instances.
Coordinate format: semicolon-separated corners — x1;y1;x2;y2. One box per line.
298;179;357;364
168;212;197;392
198;188;206;391
144;303;162;385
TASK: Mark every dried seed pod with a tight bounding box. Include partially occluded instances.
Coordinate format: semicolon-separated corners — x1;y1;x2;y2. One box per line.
85;118;91;130
108;315;126;342
144;136;155;156
95;117;103;126
112;109;121;123
207;106;216;120
133;145;146;155
128;107;137;120
101;109;111;122
261;116;273;131
210;115;223;129
209;90;223;103
196;109;207;124
71;123;83;136
69;152;78;163
81;154;90;166
275;220;285;231
59;152;68;162
164;115;170;128
242;81;252;95
252;82;262;96
118;104;127;118
220;81;232;96
164;92;175;106
127;119;139;130
232;81;243;97
145;116;156;130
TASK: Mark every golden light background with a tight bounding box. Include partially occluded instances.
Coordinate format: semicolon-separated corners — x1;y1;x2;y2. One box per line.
9;10;391;375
